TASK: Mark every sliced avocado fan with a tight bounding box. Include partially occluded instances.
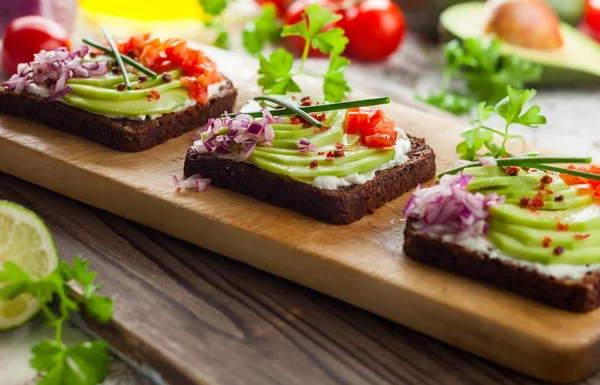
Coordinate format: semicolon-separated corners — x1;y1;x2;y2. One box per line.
440;2;600;85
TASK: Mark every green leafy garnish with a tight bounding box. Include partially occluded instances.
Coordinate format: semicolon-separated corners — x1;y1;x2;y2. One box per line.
419;37;543;114
200;0;228;15
456;86;546;160
258;48;302;94
0;257;113;385
243;4;282;55
257;4;351;102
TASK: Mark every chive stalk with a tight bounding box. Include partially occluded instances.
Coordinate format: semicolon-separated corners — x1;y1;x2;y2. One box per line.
437;156;600;182
82;38;158;79
224;97;391;119
100;25;131;90
438;156;592;178
255;95;322;128
528;164;600;182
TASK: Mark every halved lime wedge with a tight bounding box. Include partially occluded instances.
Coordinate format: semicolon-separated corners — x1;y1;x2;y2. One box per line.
0;200;58;330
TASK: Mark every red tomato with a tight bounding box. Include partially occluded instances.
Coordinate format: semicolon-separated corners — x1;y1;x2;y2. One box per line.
256;0;290;16
2;16;70;75
283;0;342;57
582;0;600;42
345;108;397;147
342;0;405;61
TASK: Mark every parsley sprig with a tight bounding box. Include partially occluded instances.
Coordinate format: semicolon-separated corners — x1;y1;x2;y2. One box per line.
457;86;546;160
256;4;351;102
0;257;113;385
200;0;232;48
243;4;282;55
419;38;543;114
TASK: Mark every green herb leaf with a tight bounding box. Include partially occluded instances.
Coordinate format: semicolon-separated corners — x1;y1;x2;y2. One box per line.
242;4;282;55
32;340;110;385
200;0;228;16
281;4;347;55
311;27;348;54
214;29;229;49
457;38;543;104
258;48;302;94
494;87;546;127
417;91;476;115
323;54;350;102
0;262;34;299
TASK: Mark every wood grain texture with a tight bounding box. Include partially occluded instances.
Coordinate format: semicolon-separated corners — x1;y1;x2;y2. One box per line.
2;45;600;384
5;171;600;385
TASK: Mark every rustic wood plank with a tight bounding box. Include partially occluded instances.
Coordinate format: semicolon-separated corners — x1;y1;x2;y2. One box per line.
3;46;600;384
4;172;599;385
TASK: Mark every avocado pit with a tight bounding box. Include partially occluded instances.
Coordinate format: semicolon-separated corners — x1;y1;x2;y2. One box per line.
484;0;564;49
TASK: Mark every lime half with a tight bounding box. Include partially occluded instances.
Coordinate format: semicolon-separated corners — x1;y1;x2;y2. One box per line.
0;200;58;330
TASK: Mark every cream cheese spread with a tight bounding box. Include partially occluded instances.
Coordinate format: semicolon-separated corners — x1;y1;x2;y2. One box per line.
312;127;412;190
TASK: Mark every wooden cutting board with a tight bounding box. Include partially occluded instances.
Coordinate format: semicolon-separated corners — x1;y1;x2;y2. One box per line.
1;46;600;384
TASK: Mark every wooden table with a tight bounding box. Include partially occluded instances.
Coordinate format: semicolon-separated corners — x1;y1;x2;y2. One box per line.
3;19;600;385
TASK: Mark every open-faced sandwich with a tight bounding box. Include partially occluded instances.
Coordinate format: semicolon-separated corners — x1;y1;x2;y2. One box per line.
0;33;236;152
402;86;600;312
404;159;600;312
183;96;436;224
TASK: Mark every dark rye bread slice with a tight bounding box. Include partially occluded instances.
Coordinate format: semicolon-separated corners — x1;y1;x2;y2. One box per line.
184;136;435;224
0;77;237;152
403;220;600;312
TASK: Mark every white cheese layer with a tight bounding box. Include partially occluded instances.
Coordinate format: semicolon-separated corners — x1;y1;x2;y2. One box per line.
312;128;412;190
438;234;600;280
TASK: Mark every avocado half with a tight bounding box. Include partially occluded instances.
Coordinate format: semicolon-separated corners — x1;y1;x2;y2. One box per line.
440;2;600;86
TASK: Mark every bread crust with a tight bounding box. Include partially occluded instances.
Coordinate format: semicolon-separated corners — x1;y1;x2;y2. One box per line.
403;220;600;312
183;136;436;224
0;78;237;152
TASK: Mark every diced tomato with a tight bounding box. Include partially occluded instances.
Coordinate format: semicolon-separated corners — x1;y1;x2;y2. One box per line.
364;133;396;147
561;164;600;199
346;107;372;134
344;108;398;147
116;34;221;103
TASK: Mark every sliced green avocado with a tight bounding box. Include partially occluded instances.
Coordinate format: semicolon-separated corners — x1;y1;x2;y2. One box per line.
487;231;600;265
489;218;600;251
440;2;600;85
490;204;600;231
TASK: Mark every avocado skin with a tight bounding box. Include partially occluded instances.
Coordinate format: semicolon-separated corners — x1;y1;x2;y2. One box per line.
439;2;600;86
546;0;585;26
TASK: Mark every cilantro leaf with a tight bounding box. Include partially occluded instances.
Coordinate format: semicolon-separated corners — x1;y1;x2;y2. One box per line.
417;91;476;115
494;87;546;127
200;0;228;16
214;29;229;49
323;54;350;102
258;49;301;94
311;27;348;54
32;340;110;385
457;38;543;104
243;5;282;55
456;126;493;160
0;262;33;299
281;4;347;55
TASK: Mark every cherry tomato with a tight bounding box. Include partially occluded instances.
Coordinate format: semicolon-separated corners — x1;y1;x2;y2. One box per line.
255;0;290;16
342;0;405;61
2;16;70;75
283;0;342;58
582;0;600;42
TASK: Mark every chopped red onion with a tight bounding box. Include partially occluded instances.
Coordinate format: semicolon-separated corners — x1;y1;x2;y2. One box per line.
171;174;211;192
48;86;73;100
296;138;316;153
2;45;109;99
478;157;497;167
191;109;276;161
404;173;504;241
